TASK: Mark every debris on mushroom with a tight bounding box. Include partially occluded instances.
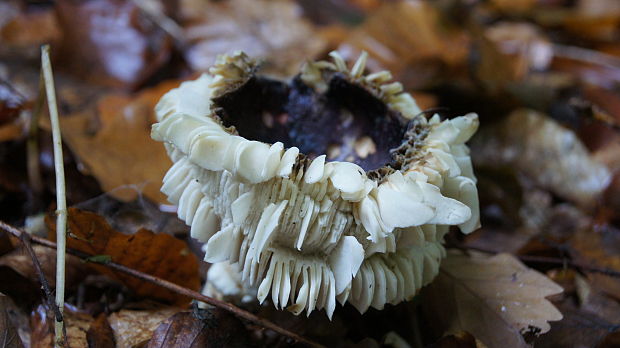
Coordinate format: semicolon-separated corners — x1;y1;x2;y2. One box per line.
151;51;481;318
203;261;257;304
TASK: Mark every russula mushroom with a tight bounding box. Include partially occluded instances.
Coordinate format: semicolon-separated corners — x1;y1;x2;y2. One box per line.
151;51;480;318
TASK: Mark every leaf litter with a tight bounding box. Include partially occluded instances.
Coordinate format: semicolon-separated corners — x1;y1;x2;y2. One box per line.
0;0;619;347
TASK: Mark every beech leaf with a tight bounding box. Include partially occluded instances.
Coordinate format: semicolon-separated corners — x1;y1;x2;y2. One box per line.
47;208;201;305
422;250;563;348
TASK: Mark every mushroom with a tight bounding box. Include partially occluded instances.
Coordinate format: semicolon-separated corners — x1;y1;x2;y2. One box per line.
151;51;480;318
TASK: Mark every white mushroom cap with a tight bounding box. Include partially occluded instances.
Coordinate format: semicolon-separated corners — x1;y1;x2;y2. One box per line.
151;51;481;318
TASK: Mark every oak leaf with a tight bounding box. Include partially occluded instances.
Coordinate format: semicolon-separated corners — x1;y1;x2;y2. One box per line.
47;208;200;305
422;250;563;348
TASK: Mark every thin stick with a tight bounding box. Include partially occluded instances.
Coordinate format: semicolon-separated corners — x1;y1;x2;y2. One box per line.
553;44;620;70
461;245;620;278
18;232;68;348
40;45;68;348
0;221;325;348
131;0;185;46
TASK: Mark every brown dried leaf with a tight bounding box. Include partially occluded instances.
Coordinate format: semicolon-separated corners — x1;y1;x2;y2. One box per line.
0;244;87;288
147;309;250;348
108;307;178;348
422;250;563;348
60;80;179;204
340;1;469;83
47;208;200;305
54;0;173;89
569;224;620;301
0;294;25;348
86;314;115;348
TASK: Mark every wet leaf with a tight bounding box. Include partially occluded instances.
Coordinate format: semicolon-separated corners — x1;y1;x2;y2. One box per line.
47;208;200;305
147;309;250;348
0;294;25;348
108;307;179;348
422;250;563;348
60;80;180;204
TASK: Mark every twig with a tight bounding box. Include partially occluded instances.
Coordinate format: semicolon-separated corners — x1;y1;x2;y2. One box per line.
40;45;68;348
0;221;325;348
17;232;69;348
26;73;45;195
462;245;620;278
553;44;620;71
131;0;186;46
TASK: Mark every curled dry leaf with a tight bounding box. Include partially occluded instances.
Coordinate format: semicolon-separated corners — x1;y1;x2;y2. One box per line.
60;79;180;204
422;250;563;348
108;307;178;348
472;109;611;206
47;207;200;305
0;294;25;348
147;309;250;348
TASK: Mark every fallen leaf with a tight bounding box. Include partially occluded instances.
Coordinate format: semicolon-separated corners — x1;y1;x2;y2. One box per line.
147;309;250;348
0;244;87;288
475;22;553;92
59;79;179;204
0;294;25;348
471;109;611;206
0;231;14;257
30;304;95;348
339;0;469;83
422;250;563;348
0;267;40;310
181;0;326;77
47;208;200;305
108;307;178;348
428;331;481;348
569;223;620;301
0;6;60;57
86;313;115;348
0;80;24;126
54;0;173;89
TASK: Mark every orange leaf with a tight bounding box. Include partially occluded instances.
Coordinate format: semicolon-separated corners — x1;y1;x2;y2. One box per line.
47;208;200;306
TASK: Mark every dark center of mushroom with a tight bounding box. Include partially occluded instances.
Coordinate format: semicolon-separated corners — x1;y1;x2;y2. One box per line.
212;73;407;172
